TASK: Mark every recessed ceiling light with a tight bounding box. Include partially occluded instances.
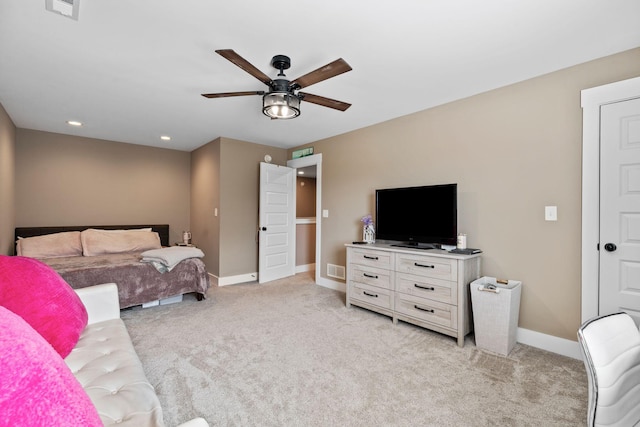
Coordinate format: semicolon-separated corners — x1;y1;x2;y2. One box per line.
66;120;82;126
45;0;80;20
160;136;171;141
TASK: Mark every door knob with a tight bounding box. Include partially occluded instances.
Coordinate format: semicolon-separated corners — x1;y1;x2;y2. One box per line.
261;227;267;231
604;243;617;252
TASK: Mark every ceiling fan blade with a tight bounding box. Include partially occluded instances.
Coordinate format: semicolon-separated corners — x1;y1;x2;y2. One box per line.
215;49;272;85
290;58;352;90
201;91;264;98
299;92;351;111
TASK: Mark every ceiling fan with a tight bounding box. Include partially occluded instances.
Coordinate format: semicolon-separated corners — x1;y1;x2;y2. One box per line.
201;49;352;119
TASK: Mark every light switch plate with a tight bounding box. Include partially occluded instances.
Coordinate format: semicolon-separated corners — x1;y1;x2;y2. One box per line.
545;206;558;221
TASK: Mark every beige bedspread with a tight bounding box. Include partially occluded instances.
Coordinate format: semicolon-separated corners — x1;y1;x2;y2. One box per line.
41;252;210;309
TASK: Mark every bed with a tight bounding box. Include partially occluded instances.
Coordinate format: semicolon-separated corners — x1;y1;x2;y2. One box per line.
14;224;210;309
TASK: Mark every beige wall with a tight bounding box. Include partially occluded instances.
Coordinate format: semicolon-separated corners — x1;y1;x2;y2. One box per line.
296;177;316;218
296;223;316;266
219;138;287;277
290;47;640;341
0;103;16;255
190;138;221;275
191;137;287;277
15;129;191;244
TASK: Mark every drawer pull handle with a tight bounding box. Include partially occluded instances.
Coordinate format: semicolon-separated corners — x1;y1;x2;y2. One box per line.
364;255;379;260
414;262;435;269
363;273;379;279
414;305;434;313
414;284;435;291
363;291;378;298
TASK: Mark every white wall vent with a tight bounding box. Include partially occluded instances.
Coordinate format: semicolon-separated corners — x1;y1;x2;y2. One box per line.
327;264;345;280
45;0;80;20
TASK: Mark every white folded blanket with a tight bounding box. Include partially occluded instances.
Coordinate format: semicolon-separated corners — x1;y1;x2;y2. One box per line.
141;246;205;272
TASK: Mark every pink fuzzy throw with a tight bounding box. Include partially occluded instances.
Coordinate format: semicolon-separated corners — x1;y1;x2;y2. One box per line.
0;255;88;358
0;306;102;427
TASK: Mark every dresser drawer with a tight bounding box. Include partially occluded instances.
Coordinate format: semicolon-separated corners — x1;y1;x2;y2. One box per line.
395;292;457;330
396;253;457;281
350;248;394;269
396;273;456;305
350;282;393;310
350;264;393;290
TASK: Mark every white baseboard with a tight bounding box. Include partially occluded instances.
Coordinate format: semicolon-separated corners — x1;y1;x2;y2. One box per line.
516;327;582;360
296;263;316;273
216;268;314;286
207;273;218;286
212;272;258;287
316;276;346;293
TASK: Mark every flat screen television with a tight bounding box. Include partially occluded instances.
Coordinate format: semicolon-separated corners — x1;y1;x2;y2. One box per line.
375;183;457;248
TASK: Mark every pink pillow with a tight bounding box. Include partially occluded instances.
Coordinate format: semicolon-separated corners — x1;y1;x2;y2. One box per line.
0;306;102;426
0;255;88;358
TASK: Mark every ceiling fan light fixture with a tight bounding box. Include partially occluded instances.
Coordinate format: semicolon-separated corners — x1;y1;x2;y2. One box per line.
263;92;300;119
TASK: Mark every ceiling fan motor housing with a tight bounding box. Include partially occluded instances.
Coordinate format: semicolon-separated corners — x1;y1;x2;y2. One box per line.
271;79;292;93
271;55;291;74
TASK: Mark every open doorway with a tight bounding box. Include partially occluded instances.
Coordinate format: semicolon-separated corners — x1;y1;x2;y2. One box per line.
287;154;322;285
295;165;316;275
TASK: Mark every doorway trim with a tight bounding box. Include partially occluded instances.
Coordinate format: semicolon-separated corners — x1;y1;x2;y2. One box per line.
581;76;640;323
288;153;322;285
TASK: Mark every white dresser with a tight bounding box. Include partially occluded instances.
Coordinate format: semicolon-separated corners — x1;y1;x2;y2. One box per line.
345;243;481;346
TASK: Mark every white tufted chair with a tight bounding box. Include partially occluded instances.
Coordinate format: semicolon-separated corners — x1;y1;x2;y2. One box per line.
67;283;208;427
577;312;640;427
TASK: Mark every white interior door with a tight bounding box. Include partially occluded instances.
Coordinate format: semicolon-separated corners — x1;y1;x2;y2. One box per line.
258;162;296;284
600;97;640;324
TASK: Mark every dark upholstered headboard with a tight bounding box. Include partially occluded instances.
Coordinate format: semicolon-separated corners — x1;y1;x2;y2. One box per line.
14;224;170;249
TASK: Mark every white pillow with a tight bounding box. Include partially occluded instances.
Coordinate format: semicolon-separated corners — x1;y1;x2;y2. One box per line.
16;232;83;259
81;229;161;256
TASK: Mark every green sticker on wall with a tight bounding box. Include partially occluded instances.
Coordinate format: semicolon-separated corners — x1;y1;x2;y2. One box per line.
292;147;313;159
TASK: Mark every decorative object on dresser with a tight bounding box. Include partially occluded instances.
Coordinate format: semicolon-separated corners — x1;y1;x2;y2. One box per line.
360;214;375;243
345;243;481;346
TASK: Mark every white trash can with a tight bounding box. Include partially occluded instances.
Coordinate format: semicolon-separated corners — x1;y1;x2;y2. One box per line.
470;276;522;356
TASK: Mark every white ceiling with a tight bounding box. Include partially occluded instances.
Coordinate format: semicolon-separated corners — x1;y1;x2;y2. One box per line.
1;1;639;152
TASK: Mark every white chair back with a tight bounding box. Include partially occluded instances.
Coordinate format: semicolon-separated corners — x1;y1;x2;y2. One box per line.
577;312;640;427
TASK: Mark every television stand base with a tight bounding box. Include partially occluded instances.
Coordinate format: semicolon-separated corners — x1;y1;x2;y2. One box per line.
391;243;441;250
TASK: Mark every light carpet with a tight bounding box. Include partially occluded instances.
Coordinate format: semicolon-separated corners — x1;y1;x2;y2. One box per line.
121;272;588;426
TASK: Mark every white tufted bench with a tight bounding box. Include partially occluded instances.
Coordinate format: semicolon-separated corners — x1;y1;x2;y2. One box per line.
65;283;207;427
